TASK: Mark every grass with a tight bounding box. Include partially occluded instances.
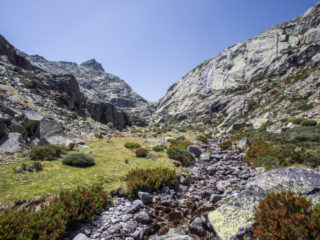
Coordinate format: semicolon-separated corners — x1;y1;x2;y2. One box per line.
0;137;175;203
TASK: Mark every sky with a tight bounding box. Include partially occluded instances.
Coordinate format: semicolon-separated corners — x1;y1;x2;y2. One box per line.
0;0;318;101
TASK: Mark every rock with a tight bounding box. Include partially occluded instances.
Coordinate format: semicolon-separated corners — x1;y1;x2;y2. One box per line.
8;120;27;138
134;211;151;224
179;175;188;185
255;167;265;173
0;132;24;154
106;223;121;234
187;145;204;157
44;133;75;147
208;167;320;240
189;217;205;236
161;186;170;194
23;110;43;129
237;137;248;150
266;121;283;133
72;233;92;240
201;189;214;200
127;200;144;214
149;228;194;240
216;180;231;193
200;153;210;161
39;118;64;139
138;192;151;205
209;194;222;204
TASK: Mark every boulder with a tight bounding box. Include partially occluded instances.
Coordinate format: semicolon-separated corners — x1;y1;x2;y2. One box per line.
23;110;43;129
39;118;64;138
208;167;320;240
0;132;24;154
138;191;151;205
266;121;283;133
189;217;206;236
72;233;92;240
187;145;204;157
134;211;151;224
237;137;248;150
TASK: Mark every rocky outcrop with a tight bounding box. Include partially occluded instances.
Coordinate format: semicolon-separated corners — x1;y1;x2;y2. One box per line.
155;2;320;127
27;55;152;123
208;167;320;240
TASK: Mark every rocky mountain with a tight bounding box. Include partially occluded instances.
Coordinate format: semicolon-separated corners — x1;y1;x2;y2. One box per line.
26;55;152;125
156;2;320;130
0;34;131;154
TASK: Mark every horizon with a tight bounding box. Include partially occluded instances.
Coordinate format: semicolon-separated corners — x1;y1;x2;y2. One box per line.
1;0;318;102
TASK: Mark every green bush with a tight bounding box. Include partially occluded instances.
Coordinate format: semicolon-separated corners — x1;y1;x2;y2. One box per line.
287;132;320;143
167;146;195;167
168;138;192;149
301;120;318;126
15;162;43;173
255;156;284;170
176;136;186;141
124;142;141;149
153;145;167;152
196;135;208;143
126;168;177;196
0;185;110;240
219;140;233;150
252;191;320;240
135;148;148;158
62;153;95;167
29;144;64;161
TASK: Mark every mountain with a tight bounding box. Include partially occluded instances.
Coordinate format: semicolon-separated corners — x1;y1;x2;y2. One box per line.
26;55;152;125
156;2;320;130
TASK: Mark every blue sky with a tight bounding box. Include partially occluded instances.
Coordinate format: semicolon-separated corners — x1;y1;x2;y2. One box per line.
0;0;318;101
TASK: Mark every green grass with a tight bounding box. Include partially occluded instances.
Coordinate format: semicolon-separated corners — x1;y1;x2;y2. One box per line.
0;137;175;203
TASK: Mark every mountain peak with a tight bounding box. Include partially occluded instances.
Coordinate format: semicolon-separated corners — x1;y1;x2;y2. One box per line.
80;59;104;72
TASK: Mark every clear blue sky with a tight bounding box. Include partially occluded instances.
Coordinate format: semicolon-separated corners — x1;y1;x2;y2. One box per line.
0;0;318;101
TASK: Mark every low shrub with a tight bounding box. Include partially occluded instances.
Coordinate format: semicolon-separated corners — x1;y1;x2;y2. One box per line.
146;152;159;160
219;140;232;150
29;144;64;161
290;117;307;125
245;140;279;167
196;135;208;143
62;153;95;167
252;190;320;240
255;156;284;170
176;136;186;141
168;138;192;149
135;148;148;158
0;185;110;240
167;146;195;167
124;142;141;149
126;168;177;196
301;119;318;126
287;132;320;143
153;145;167;152
15;162;43;173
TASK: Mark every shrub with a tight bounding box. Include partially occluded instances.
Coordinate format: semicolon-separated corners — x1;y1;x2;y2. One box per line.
301;120;318;126
255;156;283;170
219;140;232;150
290;117;307;125
153;145;167;152
168;138;192;149
146;152;159;160
287;132;320;143
0;185;109;240
135;148;148;158
196;135;208;143
124;142;141;149
62;153;95;167
252;191;320;240
176;136;186;141
167;146;195;167
29;144;64;161
245;140;279;167
126;168;177;196
15;162;43;173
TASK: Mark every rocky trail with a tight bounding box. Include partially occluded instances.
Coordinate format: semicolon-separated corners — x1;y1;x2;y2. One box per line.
68;137;259;240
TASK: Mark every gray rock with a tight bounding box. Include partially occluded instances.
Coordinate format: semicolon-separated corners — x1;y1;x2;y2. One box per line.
72;233;92;240
0;132;24;154
106;223;121;234
179;175;188;185
189;217;205;236
209;194;222;204
200;153;210;161
134;211;151;224
201;189;214;200
149;228;194;240
23;110;43;129
216;180;231;193
138;191;151;205
123;220;138;233
237;137;248;150
127;200;144;214
266;121;283;133
39;118;64;138
209;167;320;240
187;145;204;157
255;167;265;173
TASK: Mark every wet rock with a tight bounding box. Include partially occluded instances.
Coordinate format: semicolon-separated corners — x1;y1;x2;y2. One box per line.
138;191;151;205
134;211;151;224
0;132;24;154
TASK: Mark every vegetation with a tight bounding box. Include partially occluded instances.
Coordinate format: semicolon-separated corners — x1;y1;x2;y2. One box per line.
135;148;148;158
153;145;167;152
14;162;43;173
126;168;177;196
0;185;110;240
124;142;141;149
219;140;233;150
301;119;318;127
167;137;192;149
196;135;208;143
167;146;195;167
29;144;64;161
62;153;95;168
252;191;320;240
0;137;174;203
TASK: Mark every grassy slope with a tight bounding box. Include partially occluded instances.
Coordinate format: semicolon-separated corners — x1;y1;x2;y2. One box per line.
0;137;174;203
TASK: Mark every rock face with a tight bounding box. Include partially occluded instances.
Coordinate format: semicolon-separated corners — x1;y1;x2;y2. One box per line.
156;2;320;127
208;167;320;240
0;132;24;154
27;56;152;124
